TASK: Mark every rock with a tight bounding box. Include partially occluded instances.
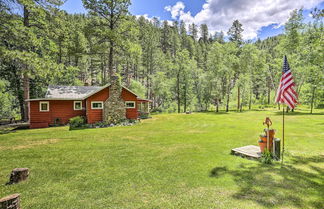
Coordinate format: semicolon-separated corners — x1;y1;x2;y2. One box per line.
6;168;29;185
0;194;20;209
103;75;126;124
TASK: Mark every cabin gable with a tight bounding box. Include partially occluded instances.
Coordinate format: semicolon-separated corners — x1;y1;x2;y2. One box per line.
86;87;109;124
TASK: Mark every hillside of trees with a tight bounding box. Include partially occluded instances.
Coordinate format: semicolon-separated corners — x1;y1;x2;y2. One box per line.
0;0;323;121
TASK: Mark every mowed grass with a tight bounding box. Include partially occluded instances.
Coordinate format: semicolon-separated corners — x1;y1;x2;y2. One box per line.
0;110;323;209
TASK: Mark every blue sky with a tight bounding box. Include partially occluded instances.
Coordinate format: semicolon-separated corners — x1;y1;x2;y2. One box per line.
61;0;324;40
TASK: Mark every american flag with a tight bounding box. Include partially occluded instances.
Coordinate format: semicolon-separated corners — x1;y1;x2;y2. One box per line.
275;56;298;109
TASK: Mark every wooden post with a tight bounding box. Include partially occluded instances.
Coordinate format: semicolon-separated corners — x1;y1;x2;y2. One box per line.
0;194;20;209
266;125;270;151
282;107;285;163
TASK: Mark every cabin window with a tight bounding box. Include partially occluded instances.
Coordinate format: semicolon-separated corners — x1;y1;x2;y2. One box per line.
91;101;103;109
125;101;136;109
74;101;82;110
39;101;49;112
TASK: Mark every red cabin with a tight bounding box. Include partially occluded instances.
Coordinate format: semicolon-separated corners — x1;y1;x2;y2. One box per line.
27;84;151;128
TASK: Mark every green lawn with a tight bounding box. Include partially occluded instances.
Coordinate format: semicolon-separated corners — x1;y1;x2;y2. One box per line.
0;110;323;209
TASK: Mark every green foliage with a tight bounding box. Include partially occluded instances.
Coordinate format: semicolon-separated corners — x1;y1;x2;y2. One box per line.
93;121;108;127
69;116;86;130
0;80;16;119
0;3;323;117
129;79;145;98
260;148;273;164
227;20;244;46
139;112;149;119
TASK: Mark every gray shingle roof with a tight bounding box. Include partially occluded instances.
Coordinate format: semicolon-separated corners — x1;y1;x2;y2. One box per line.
45;85;102;99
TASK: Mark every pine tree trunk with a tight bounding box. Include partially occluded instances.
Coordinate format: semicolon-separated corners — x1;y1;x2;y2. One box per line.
215;99;219;112
177;72;180;113
249;90;252;110
149;51;153;100
14;68;25;121
101;57;106;84
237;85;240;111
134;64;138;80
23;72;29;121
267;85;270;105
91;59;97;85
58;42;62;64
310;86;316;114
23;6;30;122
125;61;130;87
108;41;114;78
193;78;202;111
75;56;79;67
240;89;244;112
23;6;29;27
226;88;230;112
146;72;149;98
184;83;187;113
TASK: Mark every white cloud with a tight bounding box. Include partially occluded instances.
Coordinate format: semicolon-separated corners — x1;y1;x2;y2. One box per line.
164;0;322;39
165;2;185;19
136;14;151;20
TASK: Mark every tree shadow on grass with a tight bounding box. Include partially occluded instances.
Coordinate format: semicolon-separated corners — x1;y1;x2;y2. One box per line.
209;166;228;177
210;155;324;208
0;127;16;135
200;111;229;115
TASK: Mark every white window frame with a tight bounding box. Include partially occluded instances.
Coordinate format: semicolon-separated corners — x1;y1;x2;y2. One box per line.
74;101;82;110
39;101;49;112
91;101;103;110
125;101;136;109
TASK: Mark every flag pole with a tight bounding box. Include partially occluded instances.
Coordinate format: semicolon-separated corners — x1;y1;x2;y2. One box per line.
281;105;285;165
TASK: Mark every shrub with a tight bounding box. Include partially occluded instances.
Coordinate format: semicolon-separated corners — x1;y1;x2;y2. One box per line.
139;112;150;119
260;148;273;164
128;119;137;123
150;107;163;113
317;103;324;109
0;79;16;119
93;121;110;128
69;116;85;130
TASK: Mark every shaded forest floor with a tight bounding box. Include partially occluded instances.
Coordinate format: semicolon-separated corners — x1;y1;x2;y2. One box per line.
0;109;323;208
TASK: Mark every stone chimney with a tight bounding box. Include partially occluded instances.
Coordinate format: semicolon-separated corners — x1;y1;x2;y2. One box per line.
103;75;126;124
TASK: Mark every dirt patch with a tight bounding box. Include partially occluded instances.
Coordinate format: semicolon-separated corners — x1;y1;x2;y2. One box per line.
186;129;206;134
0;138;60;151
123;135;145;141
141;117;158;123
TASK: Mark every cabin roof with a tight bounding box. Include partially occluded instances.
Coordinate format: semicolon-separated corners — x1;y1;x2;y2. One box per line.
45;85;102;99
26;84;150;102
